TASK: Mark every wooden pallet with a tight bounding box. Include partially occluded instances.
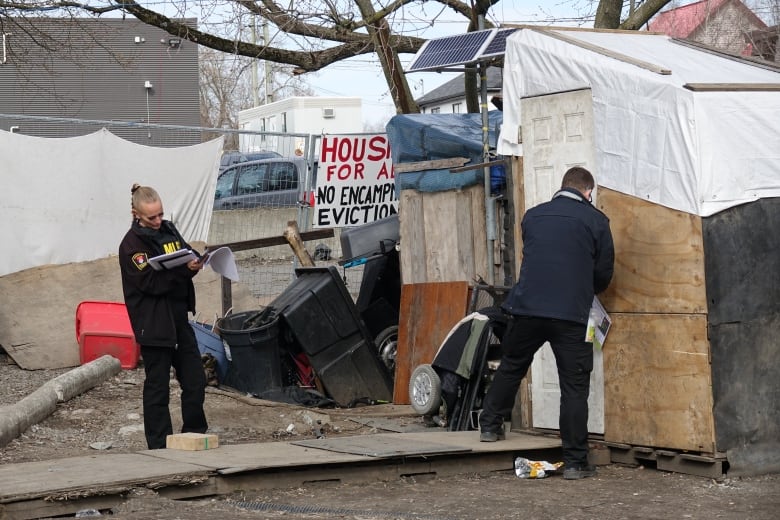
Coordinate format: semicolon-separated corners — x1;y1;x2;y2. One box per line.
600;441;727;479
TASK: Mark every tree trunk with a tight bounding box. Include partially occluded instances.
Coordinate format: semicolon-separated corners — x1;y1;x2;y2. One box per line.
355;0;419;114
594;0;623;28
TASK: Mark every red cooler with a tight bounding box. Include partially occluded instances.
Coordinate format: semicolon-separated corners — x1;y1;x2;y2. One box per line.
75;301;140;369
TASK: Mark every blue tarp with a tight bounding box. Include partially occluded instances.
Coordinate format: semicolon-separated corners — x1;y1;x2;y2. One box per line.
386;111;503;193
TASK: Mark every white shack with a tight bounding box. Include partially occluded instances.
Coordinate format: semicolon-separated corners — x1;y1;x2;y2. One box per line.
498;26;780;476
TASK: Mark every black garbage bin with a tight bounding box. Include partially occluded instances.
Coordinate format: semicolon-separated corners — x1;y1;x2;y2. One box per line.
216;309;284;396
267;266;393;406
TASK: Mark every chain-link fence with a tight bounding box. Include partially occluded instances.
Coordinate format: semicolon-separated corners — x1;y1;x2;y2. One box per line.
1;113;365;307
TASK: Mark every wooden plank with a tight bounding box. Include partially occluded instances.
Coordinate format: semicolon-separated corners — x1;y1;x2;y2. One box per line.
597;187;707;314
0;453;211;501
394;157;469;174
398;185;488;285
393;281;470;404
423;192;462;281
450;158;507;173
603;313;715;452
398;190;426;285
208;228;334;253
683;83;780;91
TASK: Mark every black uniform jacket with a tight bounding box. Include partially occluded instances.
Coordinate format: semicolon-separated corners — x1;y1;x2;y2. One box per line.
118;220;199;347
501;188;615;325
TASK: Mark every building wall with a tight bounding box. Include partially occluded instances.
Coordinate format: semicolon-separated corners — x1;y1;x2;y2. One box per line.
238;97;363;146
0;17;201;146
692;2;766;54
420;96;468;114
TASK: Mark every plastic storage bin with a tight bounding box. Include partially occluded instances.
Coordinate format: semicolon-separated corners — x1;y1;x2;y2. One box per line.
75;301;140;369
190;321;229;382
267;266;393;406
339;214;399;261
216;310;283;395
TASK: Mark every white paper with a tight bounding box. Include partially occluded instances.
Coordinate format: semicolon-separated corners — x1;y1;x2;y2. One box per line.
204;246;239;282
148;249;197;271
586;296;611;350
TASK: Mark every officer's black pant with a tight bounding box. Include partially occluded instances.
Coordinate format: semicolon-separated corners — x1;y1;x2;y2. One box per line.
140;316;208;450
479;316;593;467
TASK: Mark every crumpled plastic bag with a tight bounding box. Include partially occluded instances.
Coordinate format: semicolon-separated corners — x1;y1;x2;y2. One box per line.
514;457;564;479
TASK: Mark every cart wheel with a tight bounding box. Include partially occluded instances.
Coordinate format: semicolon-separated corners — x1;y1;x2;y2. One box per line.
409;364;442;416
375;325;398;375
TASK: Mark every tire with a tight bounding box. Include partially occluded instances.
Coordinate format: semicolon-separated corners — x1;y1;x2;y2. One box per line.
374;325;398;375
408;364;442;416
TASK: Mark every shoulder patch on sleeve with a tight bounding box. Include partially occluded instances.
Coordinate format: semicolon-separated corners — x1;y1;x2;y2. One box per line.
132;253;149;270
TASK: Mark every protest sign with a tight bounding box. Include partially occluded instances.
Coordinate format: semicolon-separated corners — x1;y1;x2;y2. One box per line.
314;134;398;228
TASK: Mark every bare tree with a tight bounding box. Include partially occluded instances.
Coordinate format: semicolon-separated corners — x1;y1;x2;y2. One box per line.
2;1;675;115
200;46;313;146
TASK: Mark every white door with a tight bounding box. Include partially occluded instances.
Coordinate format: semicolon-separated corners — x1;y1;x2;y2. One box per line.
520;88;604;434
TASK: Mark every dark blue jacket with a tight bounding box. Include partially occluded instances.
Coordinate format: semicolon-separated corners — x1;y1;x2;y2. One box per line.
119;220;199;347
501;188;614;324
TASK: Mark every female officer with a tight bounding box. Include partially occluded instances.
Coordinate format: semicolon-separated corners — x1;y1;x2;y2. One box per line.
118;184;208;449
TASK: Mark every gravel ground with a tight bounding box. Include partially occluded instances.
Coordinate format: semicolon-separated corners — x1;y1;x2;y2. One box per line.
2;352;780;520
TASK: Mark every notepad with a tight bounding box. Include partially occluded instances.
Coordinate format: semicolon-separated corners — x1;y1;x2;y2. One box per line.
148;249;197;271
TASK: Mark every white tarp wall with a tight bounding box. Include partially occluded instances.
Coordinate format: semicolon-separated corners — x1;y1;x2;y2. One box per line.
498;28;780;217
0;129;222;276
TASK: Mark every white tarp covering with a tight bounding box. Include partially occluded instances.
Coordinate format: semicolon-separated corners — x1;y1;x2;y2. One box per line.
0;129;222;276
498;28;780;217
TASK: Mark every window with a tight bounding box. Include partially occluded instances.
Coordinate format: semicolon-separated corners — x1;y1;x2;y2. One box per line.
269;163;298;191
236;164;269;195
452;102;462;113
430;107;441;114
214;169;237;200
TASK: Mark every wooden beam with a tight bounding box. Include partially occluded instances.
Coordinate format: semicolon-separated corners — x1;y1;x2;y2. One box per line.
683;83;780;91
394;157;470;174
449;158;507;174
208;228;334;253
283;221;315;267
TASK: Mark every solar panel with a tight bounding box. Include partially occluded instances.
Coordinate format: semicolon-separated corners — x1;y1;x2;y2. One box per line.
481;28;518;58
407;29;494;72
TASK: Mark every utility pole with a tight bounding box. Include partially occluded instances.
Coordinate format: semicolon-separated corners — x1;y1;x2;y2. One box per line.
251;21;259;106
264;21;272;104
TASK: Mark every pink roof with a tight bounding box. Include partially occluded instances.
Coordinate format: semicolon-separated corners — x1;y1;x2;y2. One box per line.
649;0;729;38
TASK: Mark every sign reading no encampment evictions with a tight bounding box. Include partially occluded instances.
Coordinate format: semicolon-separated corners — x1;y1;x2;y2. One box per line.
314;134;398;228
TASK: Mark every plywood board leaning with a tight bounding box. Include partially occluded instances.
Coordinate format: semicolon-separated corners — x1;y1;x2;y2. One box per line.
393;281;470;404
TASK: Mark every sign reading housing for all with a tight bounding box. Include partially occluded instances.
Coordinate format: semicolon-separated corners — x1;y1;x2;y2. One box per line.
314;134;398;228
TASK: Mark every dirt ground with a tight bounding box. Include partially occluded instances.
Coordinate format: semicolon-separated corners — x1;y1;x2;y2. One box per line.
2;354;780;520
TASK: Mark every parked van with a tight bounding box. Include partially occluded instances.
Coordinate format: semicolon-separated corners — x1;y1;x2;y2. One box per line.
213;157;310;210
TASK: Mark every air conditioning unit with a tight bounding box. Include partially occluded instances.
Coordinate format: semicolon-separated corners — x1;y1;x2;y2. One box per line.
322;107;335;119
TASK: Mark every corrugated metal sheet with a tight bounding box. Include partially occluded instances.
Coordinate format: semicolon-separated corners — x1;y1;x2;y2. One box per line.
0;17;201;146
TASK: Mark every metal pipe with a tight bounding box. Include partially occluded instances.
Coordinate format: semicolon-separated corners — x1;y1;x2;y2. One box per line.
479;16;495;285
2;33;9;65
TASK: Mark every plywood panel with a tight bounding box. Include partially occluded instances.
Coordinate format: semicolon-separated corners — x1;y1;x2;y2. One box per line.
422;192;464;281
604;313;715;452
398;185;488;285
393;281;470;404
597;187;707;314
